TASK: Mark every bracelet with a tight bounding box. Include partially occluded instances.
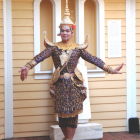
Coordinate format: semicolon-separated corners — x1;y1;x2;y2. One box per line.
25;60;37;69
103;64;113;74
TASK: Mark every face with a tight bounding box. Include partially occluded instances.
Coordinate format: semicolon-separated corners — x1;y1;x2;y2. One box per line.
60;26;74;43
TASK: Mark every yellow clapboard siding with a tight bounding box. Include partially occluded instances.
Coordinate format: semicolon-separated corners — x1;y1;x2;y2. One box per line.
13;52;34;59
0;36;3;43
105;19;126;26
136;27;140;33
105;58;126;65
136;34;140;41
13;91;51;100
0;126;4;135
105;3;125;11
0;2;2;10
13;44;34;51
0;85;3;92
0;118;4;126
0;27;3;34
0;44;3;51
0;110;4;118
88;81;126;89
137;81;140;87
12;36;33;43
13;68;34;75
12;19;33;26
90;96;126;104
13;27;33;35
13;84;49;92
0;10;2;18
12;0;34;2
90;119;127;127
13;76;49;84
103;127;127;133
136;19;140;26
137;73;140;80
14;99;54;108
105;11;125;19
136;58;140;64
136;11;140;18
0;19;2;26
88;70;126;82
14;130;49;138
14;122;56;132
12;11;33;18
89;88;126;97
105;34;126;42
136;42;140;49
0;94;4;101
13;107;54;116
13;60;31;67
12;2;33;10
91;103;126;112
0;77;3;85
105;26;126;34
105;50;126;57
91;111;126;120
0;52;3;59
137;96;140;103
0;102;4;110
136;50;140;56
14;115;55;124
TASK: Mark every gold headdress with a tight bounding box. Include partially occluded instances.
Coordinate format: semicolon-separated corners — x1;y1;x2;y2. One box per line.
60;0;75;29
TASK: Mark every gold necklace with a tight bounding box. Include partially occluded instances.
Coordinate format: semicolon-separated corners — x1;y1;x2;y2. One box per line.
55;42;77;51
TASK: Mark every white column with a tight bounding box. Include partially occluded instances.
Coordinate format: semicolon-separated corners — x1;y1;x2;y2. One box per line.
3;0;13;138
126;0;136;131
76;0;91;122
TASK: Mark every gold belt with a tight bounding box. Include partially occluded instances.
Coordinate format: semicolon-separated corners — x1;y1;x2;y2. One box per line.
59;73;74;79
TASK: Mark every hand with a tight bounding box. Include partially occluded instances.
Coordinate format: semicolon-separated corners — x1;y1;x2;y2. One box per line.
112;63;124;74
19;67;29;81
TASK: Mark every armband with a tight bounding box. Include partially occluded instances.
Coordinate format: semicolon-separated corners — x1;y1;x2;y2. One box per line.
103;64;113;74
25;60;37;69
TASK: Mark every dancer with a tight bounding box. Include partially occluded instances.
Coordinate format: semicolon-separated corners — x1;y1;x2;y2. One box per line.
19;0;123;139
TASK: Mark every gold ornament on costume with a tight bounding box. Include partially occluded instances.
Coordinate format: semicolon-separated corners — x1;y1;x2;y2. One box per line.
103;64;113;74
56;42;77;51
59;51;69;66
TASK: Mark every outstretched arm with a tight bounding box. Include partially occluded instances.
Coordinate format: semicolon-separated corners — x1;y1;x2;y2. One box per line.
80;49;123;74
19;45;53;81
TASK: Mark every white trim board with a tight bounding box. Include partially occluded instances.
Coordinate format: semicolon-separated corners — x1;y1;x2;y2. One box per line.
126;0;136;131
3;0;13;138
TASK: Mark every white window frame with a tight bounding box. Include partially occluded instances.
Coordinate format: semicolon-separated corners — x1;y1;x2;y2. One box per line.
34;0;61;79
88;0;105;77
34;0;105;79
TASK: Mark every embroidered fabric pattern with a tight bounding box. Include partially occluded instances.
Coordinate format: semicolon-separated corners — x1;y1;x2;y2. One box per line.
80;49;105;69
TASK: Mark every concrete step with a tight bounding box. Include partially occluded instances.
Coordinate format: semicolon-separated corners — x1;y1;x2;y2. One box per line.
50;123;103;140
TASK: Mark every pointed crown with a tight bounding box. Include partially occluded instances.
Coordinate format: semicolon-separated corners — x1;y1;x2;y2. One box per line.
60;0;75;28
